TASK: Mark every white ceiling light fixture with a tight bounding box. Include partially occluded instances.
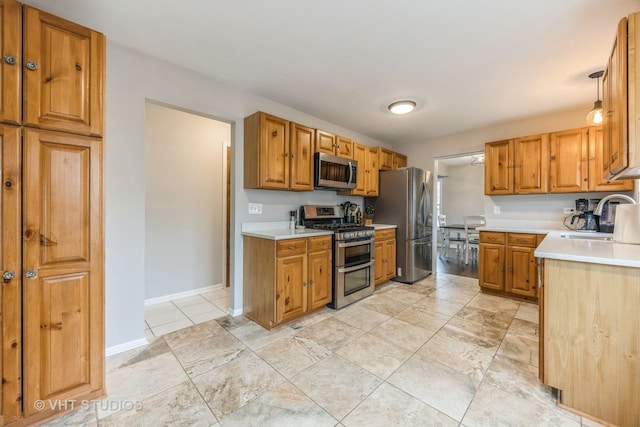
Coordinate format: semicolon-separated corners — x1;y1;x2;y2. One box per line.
586;70;604;126
388;100;416;115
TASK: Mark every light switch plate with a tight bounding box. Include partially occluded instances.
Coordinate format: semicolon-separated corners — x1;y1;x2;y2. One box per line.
493;205;501;214
248;203;262;214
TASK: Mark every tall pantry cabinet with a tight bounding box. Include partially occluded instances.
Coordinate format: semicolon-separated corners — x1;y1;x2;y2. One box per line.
0;1;105;424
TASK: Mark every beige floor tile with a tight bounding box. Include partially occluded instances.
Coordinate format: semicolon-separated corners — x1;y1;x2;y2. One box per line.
150;317;194;336
370;317;436;352
145;305;187;327
514;301;539;323
288;307;336;329
332;304;390;332
358;294;410;316
255;336;331;378
466;293;520;316
429;287;478;305
342;382;458;427
171;294;208;308
395;305;451;331
337;333;413;379
507;318;539;340
377;287;426;305
163;319;227;349
144;328;155;342
179;300;218;317
496;333;539;367
99;381;218;426
387;353;476;421
210;295;229;310
229;320;297;350
191;349;285;420
442;316;506;350
39;405;97;426
462;383;580;427
454;305;514;330
413;295;465;316
295;317;364;351
106;337;172;374
418;331;495;386
172;332;245;377
220;381;336;427
144;301;176;316
189;306;227;323
290;354;382;420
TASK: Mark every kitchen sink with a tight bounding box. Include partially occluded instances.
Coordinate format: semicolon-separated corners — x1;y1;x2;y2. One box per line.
560;234;613;241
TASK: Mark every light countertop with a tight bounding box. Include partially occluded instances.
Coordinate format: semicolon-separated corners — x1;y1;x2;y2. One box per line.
241;221;332;240
478;225;562;234
535;230;640;268
372;224;397;230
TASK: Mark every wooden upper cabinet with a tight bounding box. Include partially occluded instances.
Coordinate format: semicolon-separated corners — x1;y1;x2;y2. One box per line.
365;146;379;197
349;142;366;196
289;122;314;191
394;152;407;169
0;0;21;125
335;135;353;158
589;126;634;191
315;130;352;159
514;133;548;194
549;128;588;193
378;147;394;170
23;7;105;137
484;139;513;195
244;112;313;191
603;17;628;177
22;129;103;417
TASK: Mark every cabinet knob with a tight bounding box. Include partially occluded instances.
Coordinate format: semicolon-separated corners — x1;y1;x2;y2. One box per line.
25;61;38;71
3;55;16;65
2;271;15;282
25;269;38;279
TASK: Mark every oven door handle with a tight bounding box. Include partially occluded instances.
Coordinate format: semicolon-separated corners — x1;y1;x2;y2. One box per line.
337;260;374;274
337;239;374;248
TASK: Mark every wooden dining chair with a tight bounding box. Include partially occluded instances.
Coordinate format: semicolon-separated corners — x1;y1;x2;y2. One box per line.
463;215;485;264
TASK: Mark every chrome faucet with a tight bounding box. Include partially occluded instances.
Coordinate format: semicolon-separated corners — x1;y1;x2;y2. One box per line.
593;194;637;216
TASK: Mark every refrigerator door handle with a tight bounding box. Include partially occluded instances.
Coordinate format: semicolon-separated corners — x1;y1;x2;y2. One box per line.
421;182;428;227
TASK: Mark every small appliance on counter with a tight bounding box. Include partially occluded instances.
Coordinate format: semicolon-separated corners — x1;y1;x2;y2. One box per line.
613;204;640;244
565;198;600;232
597;201;619;233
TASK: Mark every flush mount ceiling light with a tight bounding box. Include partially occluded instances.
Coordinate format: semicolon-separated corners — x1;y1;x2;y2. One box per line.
388;100;416;115
586;70;604;126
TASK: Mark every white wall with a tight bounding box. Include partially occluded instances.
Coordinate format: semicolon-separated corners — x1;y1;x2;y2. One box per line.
105;41;386;349
441;164;485;225
144;102;230;299
405;108;633;229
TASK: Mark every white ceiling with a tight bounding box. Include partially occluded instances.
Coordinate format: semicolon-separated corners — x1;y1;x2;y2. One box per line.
22;0;639;146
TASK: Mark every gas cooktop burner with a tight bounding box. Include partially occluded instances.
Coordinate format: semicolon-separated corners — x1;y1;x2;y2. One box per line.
301;204;375;241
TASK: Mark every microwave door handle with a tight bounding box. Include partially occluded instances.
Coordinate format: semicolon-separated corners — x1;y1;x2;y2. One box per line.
348;161;354;185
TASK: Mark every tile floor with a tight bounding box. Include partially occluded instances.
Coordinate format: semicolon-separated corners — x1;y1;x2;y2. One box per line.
44;274;605;426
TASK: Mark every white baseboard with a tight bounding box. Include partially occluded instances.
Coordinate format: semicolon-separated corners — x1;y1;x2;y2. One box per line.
228;307;243;317
144;283;224;306
106;338;148;357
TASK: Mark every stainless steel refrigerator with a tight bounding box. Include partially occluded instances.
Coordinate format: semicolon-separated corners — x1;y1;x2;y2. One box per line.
373;167;433;283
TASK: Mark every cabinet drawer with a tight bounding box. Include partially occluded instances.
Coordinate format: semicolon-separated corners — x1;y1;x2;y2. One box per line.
308;235;332;252
375;228;396;240
507;233;537;247
480;231;505;244
276;238;307;257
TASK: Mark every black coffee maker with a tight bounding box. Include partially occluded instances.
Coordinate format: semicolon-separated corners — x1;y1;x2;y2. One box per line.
569;198;600;232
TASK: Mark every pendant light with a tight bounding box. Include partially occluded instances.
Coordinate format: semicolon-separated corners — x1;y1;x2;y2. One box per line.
388;100;416;114
585;70;604;126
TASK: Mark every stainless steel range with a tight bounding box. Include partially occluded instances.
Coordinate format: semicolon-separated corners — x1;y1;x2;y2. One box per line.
301;205;375;309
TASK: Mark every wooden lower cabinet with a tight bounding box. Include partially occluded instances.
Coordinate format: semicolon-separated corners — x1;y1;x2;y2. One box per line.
478;231;543;302
374;228;396;286
244;235;332;329
542;259;640;426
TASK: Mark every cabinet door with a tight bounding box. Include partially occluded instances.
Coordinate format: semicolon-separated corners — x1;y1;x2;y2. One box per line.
604;17;628;177
350;143;366;195
23;129;103;417
0;0;20;125
365;146;379;197
289;122;314;191
259;113;289;189
506;246;536;298
23;7;105;136
315;130;336;155
588;126;634;191
308;250;332;310
549;128;588;193
478;243;505;290
394;153;407;169
276;254;307;323
514;134;548;194
384;239;396;280
1;124;21;424
484;140;513;195
378;148;394;170
335;135;353;159
374;240;384;285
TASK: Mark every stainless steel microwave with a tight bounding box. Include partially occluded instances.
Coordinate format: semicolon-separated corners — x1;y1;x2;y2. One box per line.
314;152;358;190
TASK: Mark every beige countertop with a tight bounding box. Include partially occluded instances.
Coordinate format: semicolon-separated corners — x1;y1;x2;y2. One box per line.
241;221;332;240
371;224;397;230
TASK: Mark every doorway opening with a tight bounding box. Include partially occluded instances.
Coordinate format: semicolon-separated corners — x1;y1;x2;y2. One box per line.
144;101;232;304
433;151;485;278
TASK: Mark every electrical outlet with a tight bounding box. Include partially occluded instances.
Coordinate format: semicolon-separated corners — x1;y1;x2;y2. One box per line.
248;203;262;214
563;207;574;214
493;205;501;214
